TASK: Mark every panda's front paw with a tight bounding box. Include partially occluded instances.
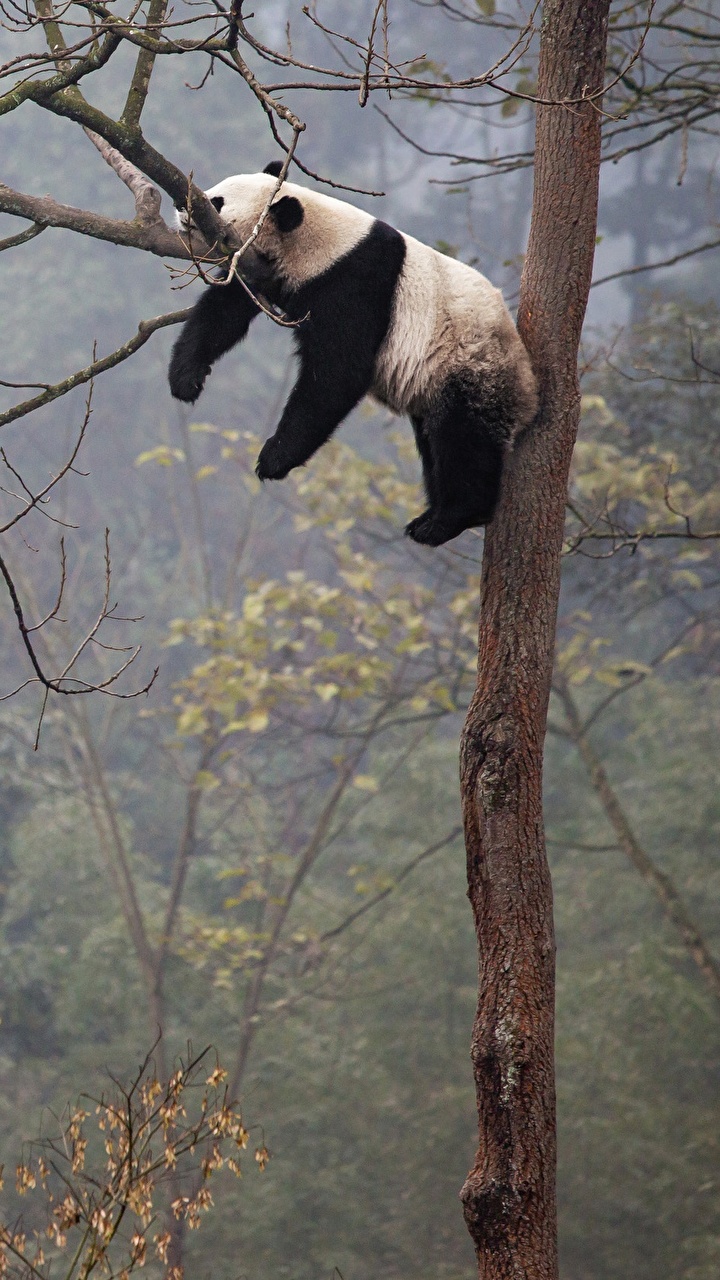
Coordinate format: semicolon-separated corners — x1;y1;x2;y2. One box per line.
168;360;210;404
256;436;294;481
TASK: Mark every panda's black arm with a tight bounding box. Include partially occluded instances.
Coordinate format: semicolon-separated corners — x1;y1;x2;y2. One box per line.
255;331;376;481
168;276;260;404
254;222;406;482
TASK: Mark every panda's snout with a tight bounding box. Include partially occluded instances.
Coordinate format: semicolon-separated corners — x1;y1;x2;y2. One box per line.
174;195;224;233
174;205;192;232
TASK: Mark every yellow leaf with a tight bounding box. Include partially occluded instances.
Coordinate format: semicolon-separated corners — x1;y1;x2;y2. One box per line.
568;664;592;685
595;662;651;685
315;683;340;702
340;570;374;592
247;709;269;733
243;596;266;621
671;569;703;590
352;775;379;793
176;706;208;736
195;465;218;480
195;770;220;791
222;720;249;735
135;445;185;467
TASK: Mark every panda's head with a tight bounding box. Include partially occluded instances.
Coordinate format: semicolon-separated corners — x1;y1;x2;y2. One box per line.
179;163;375;288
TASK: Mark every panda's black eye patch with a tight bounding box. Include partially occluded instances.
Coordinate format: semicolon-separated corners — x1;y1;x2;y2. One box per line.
270;195;304;233
210;196;225;213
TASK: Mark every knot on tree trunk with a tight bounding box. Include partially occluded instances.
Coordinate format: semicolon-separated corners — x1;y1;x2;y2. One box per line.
459;1171;522;1250
461;712;523;818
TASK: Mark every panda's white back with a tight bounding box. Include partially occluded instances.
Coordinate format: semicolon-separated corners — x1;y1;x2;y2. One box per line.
373;235;522;418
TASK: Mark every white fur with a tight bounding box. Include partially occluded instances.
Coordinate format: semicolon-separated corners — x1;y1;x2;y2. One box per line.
374;238;537;431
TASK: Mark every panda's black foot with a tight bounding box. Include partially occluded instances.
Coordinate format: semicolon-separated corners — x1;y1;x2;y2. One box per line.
404;508;491;547
256;435;297;481
168;360;210;404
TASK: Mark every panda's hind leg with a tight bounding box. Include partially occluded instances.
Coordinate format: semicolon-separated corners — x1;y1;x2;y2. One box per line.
405;379;505;547
410;415;437;508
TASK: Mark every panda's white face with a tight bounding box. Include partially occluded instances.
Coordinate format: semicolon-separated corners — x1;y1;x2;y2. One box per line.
187;172;375;288
174;174;273;239
199;174;277;240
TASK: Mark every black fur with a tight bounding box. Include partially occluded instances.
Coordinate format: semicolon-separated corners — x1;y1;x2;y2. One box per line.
168;275;259;403
169;218;407;473
405;371;516;545
255;220;406;481
270;195;304;234
167;194;303;402
263;160;284;177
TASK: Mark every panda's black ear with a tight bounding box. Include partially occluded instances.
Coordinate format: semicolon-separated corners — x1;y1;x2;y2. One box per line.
263;160;284;177
270;195;304;233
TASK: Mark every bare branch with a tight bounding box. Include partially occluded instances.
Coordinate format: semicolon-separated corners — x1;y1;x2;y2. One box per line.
320;826;462;942
554;676;720;1004
120;0;168;128
0;381;90;531
591;236;720;288
83;127;163;223
0;182;193;256
0;530;157;714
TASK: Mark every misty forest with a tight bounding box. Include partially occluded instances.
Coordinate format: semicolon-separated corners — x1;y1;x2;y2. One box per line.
0;2;718;1279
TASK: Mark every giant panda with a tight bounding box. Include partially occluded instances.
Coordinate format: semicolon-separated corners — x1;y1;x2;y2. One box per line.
169;161;538;546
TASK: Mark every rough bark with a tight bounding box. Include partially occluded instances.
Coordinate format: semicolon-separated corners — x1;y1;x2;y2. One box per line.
459;2;611;1276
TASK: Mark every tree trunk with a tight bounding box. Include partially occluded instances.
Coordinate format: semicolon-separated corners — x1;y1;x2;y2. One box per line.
459;3;611;1276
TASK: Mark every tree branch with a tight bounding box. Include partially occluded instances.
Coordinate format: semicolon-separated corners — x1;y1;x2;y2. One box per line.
320;826;462;942
0;182;192;256
591;236;720;288
83;127;163;224
0;221;45;251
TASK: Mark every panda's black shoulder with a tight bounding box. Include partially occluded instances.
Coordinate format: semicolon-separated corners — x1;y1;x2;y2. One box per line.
285;218;406;342
331;217;407;283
